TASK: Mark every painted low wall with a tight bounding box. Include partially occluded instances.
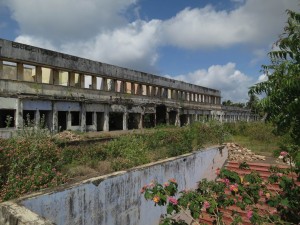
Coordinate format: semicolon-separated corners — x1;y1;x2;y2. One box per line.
0;146;228;225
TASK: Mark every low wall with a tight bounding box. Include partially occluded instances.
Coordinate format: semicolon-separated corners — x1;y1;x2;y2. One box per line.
0;146;228;225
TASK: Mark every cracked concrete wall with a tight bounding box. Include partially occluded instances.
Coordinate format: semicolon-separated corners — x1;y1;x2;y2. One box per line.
2;146;228;225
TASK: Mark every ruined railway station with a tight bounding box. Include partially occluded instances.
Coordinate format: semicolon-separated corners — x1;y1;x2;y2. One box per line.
0;38;254;136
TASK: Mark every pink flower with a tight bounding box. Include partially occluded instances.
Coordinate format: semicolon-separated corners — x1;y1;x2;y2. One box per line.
224;179;230;186
168;197;178;205
277;173;283;177
247;210;253;220
164;182;170;187
259;190;263;197
203;201;210;209
140;185;147;193
229;184;238;192
169;178;177;184
280;151;288;157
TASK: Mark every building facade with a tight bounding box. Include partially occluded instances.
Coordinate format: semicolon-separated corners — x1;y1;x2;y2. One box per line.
0;39;255;136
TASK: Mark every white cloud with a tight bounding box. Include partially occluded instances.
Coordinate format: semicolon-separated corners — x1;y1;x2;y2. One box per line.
257;74;268;83
161;0;299;49
169;63;254;102
4;0;138;44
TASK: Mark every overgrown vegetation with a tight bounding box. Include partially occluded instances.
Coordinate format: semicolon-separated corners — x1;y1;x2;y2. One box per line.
0;120;228;201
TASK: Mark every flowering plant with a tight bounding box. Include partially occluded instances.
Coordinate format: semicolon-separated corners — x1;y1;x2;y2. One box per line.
142;163;300;224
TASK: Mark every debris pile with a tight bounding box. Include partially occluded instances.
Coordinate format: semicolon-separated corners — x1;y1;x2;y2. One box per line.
54;131;81;141
226;143;266;162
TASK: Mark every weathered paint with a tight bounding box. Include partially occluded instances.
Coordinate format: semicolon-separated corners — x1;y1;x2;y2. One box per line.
0;146;228;225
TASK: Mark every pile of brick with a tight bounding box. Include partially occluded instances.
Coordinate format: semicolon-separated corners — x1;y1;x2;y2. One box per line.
226;143;266;162
53;131;81;141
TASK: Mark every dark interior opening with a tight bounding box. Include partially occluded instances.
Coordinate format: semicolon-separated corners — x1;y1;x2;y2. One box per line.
96;112;104;131
180;114;188;127
0;109;15;128
109;112;123;131
23;110;35;127
128;113;140;130
156;105;166;125
71;111;80;126
169;111;177;125
86;112;93;125
39;110;51;129
143;114;155;128
58;111;67;131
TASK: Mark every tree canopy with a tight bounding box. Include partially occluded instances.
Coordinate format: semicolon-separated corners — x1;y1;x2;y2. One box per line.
249;9;300;146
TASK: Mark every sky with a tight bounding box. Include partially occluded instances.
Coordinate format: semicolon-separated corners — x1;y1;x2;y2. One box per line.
0;0;299;102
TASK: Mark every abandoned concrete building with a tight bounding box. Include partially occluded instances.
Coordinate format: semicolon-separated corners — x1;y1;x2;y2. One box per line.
0;38;255;135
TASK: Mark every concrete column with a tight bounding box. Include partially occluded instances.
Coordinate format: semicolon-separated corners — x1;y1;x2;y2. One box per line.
0;60;3;78
166;111;170;125
17;63;24;81
151;86;156;96
67;111;72;130
123;112;128;130
138;113;143;129
81;103;86;132
157;87;161;97
120;81;125;93
16;98;23;129
187;114;190;125
53;69;59;85
112;79;117;92
92;112;97;131
146;85;150;96
103;106;109;131
101;78;108;91
92;76;97;90
195;114;198;122
175;111;180;127
79;73;85;88
137;84;142;95
69;72;75;86
52;103;58;132
35;110;40;128
36;66;42;83
131;82;136;95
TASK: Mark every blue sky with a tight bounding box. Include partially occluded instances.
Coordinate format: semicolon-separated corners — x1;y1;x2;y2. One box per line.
0;0;299;102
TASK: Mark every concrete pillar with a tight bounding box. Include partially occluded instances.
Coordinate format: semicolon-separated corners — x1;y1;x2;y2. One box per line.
17;63;24;81
166;111;170;125
175;111;180;127
112;79;117;92
131;82;136;95
187;114;190;125
52;103;58;132
81;103;86;132
92;112;97;131
120;81;125;93
36;66;42;83
195;114;198;122
16;98;23;129
79;73;85;88
146;85;150;96
137;84;142;95
92;76;97;90
101;78;108;91
157;87;161;97
67;111;72;130
123;112;128;130
69;72;75;86
103;106;109;131
138;113;143;129
0;60;3;79
53;69;59;85
35;110;40;128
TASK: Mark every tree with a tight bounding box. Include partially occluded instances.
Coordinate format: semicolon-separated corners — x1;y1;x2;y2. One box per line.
249;10;300;147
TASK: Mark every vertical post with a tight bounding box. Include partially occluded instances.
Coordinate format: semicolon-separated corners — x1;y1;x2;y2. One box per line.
103;105;109;131
15;98;23;129
35;110;40;128
67;111;72;130
81;103;86;132
101;78;108;91
123;112;128;130
138;113;143;129
53;69;59;85
79;73;85;88
92;76;97;90
69;72;75;86
52;102;58;132
131;82;136;95
0;60;3;79
36;66;42;83
17;63;24;81
175;111;180;127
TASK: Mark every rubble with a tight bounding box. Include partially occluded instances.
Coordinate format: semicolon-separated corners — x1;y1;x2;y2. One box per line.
225;143;266;162
53;131;81;141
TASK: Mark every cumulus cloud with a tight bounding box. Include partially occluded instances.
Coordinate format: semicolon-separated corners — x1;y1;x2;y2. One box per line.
169;63;254;102
162;0;298;49
4;0;138;44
